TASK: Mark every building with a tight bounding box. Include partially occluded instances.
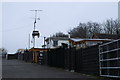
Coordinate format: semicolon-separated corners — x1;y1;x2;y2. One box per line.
45;37;69;49
17;49;25;54
0;48;7;58
69;38;112;48
45;34;117;49
29;48;48;64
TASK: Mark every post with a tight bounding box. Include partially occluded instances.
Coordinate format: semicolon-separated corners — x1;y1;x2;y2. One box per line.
44;37;46;49
30;10;42;63
28;33;30;49
68;32;71;71
30;10;42;48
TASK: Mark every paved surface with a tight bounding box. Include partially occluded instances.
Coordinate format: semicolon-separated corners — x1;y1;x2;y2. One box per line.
2;59;108;79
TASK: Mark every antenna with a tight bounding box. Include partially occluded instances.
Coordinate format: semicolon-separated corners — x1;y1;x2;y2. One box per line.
30;10;42;48
30;10;42;30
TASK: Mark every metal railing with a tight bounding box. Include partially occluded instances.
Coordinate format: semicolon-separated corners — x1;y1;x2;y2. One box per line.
99;39;120;78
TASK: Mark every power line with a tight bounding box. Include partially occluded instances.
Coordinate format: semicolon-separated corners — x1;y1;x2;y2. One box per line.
2;23;33;32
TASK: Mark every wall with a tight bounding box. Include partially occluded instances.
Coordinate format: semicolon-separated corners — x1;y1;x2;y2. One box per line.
7;54;18;60
47;39;69;48
58;40;69;47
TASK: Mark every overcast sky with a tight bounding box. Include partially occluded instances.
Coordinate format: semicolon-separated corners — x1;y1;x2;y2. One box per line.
2;2;118;53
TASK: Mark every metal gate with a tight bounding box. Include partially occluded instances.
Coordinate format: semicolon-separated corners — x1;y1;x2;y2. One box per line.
99;39;120;78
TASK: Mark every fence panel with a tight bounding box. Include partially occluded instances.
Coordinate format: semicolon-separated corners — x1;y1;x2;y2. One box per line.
47;45;99;76
75;45;99;76
47;48;65;68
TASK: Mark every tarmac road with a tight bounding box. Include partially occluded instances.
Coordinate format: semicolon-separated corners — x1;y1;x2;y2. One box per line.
2;59;109;80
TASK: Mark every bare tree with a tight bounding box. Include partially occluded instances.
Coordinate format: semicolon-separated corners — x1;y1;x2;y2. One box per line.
69;22;102;38
87;22;103;38
52;18;120;39
69;23;88;38
103;18;120;34
113;19;120;34
52;32;68;37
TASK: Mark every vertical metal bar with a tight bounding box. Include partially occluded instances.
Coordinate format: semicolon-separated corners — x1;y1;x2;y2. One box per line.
117;40;120;77
107;44;109;76
28;34;30;48
99;45;102;76
34;10;37;30
33;34;35;48
44;37;46;49
117;40;119;76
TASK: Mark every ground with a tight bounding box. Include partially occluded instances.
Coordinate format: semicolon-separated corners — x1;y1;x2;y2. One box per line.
2;59;109;80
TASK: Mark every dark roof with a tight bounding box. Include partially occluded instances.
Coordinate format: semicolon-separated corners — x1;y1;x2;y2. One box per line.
92;34;120;40
29;48;48;52
45;37;69;41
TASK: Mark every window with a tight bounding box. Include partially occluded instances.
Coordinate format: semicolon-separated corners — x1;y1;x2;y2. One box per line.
53;40;58;47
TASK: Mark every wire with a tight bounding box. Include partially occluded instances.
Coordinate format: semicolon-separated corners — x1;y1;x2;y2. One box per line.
2;23;33;32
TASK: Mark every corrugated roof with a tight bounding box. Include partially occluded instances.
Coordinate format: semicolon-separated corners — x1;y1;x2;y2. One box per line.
70;38;112;42
45;37;112;42
70;38;83;42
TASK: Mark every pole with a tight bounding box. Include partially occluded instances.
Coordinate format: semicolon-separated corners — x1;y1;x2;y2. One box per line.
33;37;35;48
30;10;42;48
28;33;30;48
68;32;71;71
30;10;42;62
44;37;46;49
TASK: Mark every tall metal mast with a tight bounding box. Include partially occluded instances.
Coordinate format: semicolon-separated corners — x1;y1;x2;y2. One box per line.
30;10;42;48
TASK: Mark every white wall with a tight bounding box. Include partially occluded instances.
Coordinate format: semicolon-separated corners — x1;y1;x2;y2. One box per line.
58;40;69;46
47;39;69;48
47;39;54;48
